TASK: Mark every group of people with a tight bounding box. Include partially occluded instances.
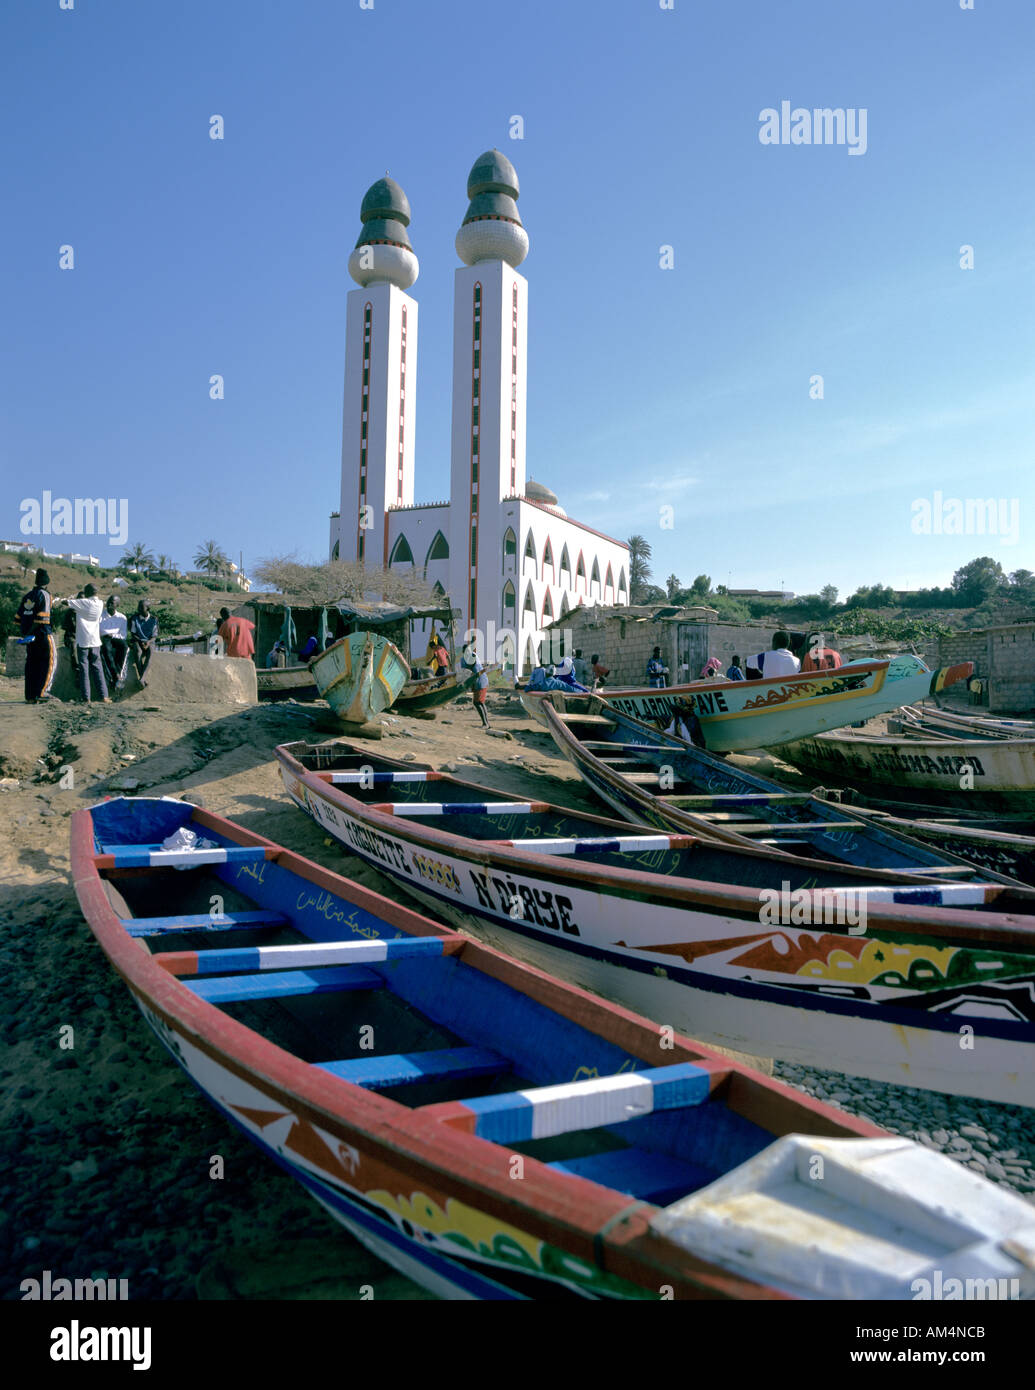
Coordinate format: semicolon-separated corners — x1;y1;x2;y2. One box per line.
18;568;159;705
644;631;843;691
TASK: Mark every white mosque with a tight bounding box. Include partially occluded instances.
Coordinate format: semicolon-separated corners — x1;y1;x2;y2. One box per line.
328;150;629;674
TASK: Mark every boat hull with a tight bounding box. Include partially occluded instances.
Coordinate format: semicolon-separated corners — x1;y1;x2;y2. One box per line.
311;632;411;724
394;667;476;714
278;759;1035;1105
525;658;973;752
781;730;1035;811
256;664;319;701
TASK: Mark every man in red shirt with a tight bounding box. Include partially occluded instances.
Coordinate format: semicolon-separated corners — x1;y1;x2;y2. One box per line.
218;607;255;660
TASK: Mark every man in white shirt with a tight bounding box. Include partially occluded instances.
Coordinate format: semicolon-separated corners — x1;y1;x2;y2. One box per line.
65;584;110;703
746;630;801;680
99;595;129;691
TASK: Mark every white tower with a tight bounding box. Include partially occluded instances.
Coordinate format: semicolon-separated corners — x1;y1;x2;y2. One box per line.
332;177;419;566
448;150;529;641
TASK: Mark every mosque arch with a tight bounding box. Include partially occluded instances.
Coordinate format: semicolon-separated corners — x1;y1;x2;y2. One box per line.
331;540;340;561
618;566;628;602
575;550;587;591
424;530;449;565
523;531;537;575
542;589;554;624
604;562;615;603
502;580;516;620
559;592;571;617
389;534;414;566
503;527;517;572
559;543;572;585
522;582;536;615
542;536;555;583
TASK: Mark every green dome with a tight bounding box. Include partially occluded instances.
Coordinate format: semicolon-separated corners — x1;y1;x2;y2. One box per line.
466;149;519;199
354;216;413;251
462;191;521;226
359;177;411;227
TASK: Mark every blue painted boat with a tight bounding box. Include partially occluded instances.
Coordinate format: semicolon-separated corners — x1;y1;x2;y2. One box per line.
71;795;1035;1299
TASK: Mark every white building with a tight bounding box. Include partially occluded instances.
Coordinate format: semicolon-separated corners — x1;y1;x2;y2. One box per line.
329;152;628;674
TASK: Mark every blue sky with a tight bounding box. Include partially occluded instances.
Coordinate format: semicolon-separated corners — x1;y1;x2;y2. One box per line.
3;0;1032;599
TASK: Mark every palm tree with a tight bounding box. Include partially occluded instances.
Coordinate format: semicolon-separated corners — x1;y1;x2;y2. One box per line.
157;553;174;574
627;535;653;603
194;540;229;574
119;542;155;574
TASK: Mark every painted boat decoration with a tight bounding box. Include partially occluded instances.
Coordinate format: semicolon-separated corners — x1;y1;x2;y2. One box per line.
523;657;974;753
779;726;1035;812
531;692;1022;886
311;631;411;724
276;740;1035;1104
69;797;1035;1302
257;664;318;701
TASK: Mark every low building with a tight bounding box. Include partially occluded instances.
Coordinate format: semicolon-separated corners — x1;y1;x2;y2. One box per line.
938;623;1035;712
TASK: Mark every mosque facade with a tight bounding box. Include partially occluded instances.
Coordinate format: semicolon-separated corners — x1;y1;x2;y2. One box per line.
329;151;628;673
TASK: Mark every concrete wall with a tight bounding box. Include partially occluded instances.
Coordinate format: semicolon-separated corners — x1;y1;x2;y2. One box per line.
49;648;257;704
4;636;27;678
544;612;777;687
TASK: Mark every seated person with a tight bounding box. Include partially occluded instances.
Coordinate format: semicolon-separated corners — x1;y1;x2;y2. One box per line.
266;641;288;669
726;654;745;680
801;640;842;672
745;630;801;680
298;635;319;664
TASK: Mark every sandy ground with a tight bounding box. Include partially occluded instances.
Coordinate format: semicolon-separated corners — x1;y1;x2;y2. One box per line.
2;680;1032;1303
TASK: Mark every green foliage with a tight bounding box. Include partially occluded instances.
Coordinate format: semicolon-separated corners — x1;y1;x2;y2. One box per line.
952;556;1007;606
830;609;952;643
0;579;24;646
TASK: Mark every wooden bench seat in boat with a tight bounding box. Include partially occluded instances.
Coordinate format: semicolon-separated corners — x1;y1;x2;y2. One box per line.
317;1047;509;1090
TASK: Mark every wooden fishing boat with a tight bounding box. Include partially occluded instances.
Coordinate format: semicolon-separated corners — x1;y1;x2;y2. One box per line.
537;690;1035;887
779;726;1035;812
256;664;318;701
310;631;411;725
825;802;1035;888
394;666;483;716
895;705;1035;741
276;741;1035;1104
523;657;974;753
530;692;1023;885
70;796;1035;1302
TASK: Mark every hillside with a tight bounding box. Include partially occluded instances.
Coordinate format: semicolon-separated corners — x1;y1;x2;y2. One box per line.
0;553;248;652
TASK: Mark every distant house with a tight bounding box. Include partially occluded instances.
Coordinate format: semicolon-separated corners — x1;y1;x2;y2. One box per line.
727;589;795;601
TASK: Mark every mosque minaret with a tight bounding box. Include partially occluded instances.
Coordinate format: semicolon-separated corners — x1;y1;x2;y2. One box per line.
330;152;629;675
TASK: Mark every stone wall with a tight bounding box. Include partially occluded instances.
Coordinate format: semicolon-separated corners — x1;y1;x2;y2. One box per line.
4;636;27;679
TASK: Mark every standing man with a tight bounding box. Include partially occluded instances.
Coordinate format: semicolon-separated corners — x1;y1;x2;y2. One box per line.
66;585;110;704
572;649;589;687
62;592;82;680
18;567;57;704
217;607;255;660
99;596;130;691
129;600;159;687
461;644;491;729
